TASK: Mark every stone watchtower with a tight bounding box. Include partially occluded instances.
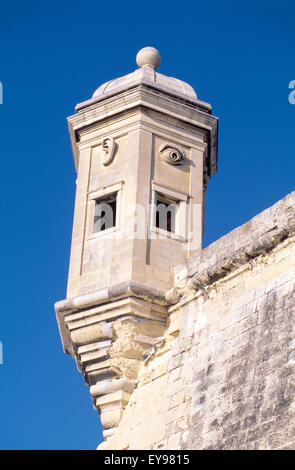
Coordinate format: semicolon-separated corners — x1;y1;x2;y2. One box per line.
55;47;218;446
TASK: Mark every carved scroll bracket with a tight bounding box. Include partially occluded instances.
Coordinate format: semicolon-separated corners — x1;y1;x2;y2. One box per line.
62;294;168;444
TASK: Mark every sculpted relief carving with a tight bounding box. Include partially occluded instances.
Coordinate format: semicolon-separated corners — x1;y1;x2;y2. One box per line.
102;137;116;166
159;142;186;166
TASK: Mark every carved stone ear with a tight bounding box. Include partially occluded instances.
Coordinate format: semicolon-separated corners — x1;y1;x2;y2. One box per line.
102;137;116;166
159;143;186;166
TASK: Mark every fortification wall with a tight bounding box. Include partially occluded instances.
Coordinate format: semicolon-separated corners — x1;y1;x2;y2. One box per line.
100;191;295;450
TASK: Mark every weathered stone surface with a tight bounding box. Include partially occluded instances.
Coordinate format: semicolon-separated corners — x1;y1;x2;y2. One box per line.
178;191;295;295
55;45;295;451
90;378;135;397
70;322;113;346
107;193;295;450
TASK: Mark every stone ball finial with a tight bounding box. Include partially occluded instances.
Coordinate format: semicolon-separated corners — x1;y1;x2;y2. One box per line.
136;47;161;70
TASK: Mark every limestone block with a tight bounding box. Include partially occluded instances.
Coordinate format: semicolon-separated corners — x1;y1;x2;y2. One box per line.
70;321;113;346
90;378;135;397
96;390;130;410
100;409;124;430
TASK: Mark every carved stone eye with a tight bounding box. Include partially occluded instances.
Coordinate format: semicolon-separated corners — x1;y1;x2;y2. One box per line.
159;143;186;166
169;150;182;163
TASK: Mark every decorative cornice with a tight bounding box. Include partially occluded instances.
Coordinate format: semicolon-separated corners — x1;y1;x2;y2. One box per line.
75;79;212;113
55;280;168;354
67;85;218;175
55;280;168;315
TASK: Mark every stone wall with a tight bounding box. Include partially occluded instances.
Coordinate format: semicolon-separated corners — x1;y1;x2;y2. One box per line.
102;191;295;450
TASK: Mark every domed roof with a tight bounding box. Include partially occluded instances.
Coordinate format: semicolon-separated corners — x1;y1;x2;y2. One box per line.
92;47;198;102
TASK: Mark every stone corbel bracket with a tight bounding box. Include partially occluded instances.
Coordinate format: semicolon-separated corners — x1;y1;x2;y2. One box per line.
55;281;170;442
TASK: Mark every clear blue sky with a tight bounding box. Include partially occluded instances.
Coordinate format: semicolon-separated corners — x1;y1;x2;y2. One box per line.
0;0;294;450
